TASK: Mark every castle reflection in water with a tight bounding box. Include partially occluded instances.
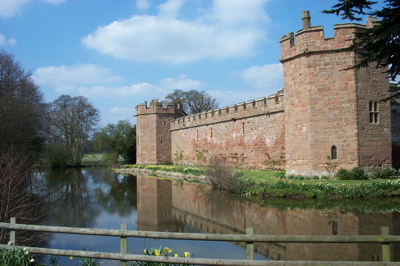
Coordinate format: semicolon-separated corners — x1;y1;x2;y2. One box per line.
136;175;400;262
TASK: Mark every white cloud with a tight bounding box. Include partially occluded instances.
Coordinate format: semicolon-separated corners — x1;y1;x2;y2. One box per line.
0;0;66;18
0;34;16;46
82;0;270;64
108;107;133;114
77;82;168;99
136;0;150;10
211;0;270;26
33;64;121;91
239;63;283;89
159;74;203;90
158;0;185;18
0;0;31;18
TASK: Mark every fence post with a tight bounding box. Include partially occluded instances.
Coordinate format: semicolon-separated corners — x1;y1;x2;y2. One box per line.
381;227;391;262
246;227;254;260
9;217;16;244
120;223;128;266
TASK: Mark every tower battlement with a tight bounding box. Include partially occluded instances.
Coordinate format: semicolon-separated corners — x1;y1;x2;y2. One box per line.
135;99;183;116
280;11;373;63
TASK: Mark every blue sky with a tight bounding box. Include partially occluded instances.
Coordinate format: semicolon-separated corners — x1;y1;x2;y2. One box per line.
0;0;380;125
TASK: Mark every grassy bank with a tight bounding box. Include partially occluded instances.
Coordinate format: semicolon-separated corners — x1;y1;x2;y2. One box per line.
119;164;400;199
81;153;126;167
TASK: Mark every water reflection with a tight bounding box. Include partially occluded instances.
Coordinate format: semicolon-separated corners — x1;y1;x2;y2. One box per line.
135;175;400;262
34;169;400;263
40;168;101;228
94;171;137;217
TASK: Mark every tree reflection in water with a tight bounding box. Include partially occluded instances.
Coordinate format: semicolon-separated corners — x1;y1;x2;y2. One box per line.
94;172;137;216
40;168;100;228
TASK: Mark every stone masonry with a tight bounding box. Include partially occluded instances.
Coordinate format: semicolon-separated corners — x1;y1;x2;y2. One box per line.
135;11;397;176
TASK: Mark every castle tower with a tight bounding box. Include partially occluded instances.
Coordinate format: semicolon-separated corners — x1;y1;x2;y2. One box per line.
280;11;392;175
135;99;183;165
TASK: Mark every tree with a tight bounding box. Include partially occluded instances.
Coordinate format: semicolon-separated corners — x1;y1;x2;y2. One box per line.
94;120;136;166
323;0;400;82
0;50;46;162
164;89;218;116
46;95;100;167
0;145;48;245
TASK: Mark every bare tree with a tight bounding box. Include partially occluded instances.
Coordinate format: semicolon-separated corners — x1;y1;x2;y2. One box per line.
164;89;218;116
0;51;46;163
0;145;48;245
46;95;100;167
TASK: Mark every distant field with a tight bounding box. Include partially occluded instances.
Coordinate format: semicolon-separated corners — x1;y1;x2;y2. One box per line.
82;153;126;166
82;153;104;164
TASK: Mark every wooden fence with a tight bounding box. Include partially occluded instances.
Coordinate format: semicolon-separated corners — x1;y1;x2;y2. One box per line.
1;218;400;265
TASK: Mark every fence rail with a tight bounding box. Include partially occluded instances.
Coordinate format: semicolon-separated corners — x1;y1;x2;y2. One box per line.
1;218;400;265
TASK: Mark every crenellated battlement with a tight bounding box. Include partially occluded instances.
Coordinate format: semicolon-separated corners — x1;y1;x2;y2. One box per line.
170;91;284;131
280;11;373;63
135;98;183;116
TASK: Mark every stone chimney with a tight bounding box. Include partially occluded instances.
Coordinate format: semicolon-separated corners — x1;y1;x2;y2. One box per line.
302;10;311;30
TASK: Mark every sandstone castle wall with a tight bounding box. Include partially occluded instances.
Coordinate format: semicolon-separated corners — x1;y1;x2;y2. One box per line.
135;11;396;175
170;93;285;169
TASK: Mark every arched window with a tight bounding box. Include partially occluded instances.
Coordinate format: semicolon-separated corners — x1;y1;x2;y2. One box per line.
331;145;337;160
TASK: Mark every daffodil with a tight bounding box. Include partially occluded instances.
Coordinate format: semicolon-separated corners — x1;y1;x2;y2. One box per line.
184;252;190;257
69;256;74;260
174;254;179;257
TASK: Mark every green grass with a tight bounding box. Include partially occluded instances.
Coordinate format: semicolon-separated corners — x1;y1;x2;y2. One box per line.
240;169;280;182
119;164;400;198
82;153;104;163
82;153;125;166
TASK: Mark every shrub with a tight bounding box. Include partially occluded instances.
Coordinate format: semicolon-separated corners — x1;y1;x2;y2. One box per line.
312;176;319;180
370;167;398;179
275;172;286;179
206;155;250;193
305;177;311;180
335;168;351;180
160;160;173;165
296;176;304;180
288;175;295;179
336;167;367;180
232;170;244;178
321;176;329;180
350;167;368;180
102;152;119;168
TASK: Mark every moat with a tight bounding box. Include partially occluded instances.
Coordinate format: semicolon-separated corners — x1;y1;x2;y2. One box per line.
33;168;400;265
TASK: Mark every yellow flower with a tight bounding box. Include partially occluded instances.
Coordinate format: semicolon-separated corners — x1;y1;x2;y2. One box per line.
154;249;160;256
184;252;190;257
174;254;179;257
168;249;173;254
163;247;170;252
69;256;74;260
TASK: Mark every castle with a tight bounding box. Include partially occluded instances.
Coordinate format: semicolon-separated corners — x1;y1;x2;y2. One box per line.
136;11;400;176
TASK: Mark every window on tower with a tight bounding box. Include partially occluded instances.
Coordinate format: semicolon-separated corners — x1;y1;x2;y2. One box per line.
369;101;379;124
